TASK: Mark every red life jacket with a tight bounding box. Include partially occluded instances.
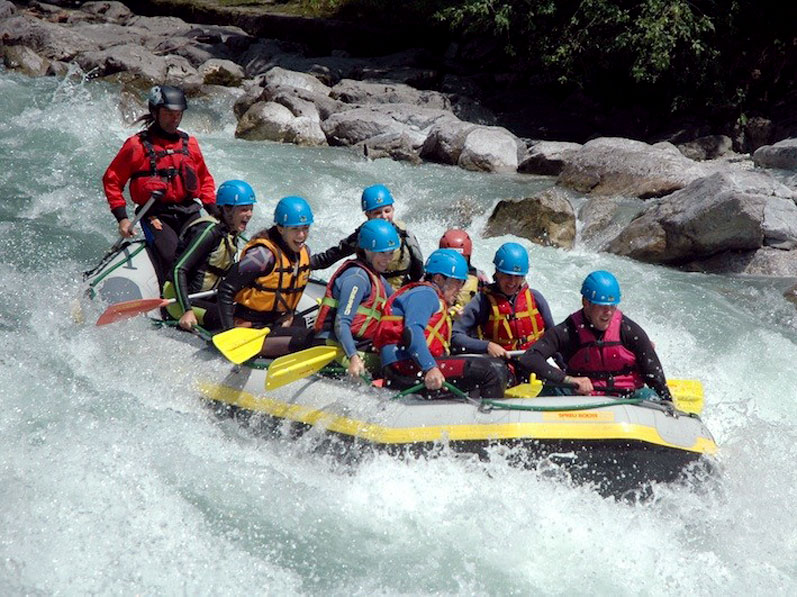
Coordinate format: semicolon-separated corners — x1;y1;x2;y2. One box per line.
373;282;451;357
129;130;199;204
313;259;388;340
477;284;546;350
566;309;644;394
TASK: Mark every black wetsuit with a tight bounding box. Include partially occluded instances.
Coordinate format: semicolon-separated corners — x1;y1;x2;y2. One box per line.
168;218;236;331
517;310;673;400
309;222;424;288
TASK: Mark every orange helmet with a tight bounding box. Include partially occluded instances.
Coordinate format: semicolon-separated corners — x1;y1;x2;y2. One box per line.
439;229;472;259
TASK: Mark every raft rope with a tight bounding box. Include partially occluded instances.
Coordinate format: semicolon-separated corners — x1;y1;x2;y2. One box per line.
392;381;644;412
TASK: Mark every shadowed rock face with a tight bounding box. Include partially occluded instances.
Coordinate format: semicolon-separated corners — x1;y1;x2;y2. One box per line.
484;189;577;249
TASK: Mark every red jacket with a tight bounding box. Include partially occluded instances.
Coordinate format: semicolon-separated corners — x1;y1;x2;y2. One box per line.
103;128;215;214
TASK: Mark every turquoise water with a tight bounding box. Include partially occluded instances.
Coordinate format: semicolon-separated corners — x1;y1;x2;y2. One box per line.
1;70;796;595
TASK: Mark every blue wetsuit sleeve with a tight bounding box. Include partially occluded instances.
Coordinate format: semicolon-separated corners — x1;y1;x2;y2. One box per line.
451;294;490;353
401;287;441;372
333;269;371;358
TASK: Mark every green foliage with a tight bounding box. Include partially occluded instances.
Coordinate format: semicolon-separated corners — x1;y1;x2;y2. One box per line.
291;0;794;118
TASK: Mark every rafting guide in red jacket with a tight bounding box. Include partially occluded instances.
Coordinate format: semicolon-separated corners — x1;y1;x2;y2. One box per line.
102;85;216;285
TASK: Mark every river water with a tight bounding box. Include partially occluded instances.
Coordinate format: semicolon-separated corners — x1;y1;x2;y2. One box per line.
1;70;795;595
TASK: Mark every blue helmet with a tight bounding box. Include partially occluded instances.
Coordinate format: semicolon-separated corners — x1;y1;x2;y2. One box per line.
216;180;257;207
361;184;394;212
358;219;400;253
425;248;468;281
274;196;314;227
581;270;621;305
493;242;529;275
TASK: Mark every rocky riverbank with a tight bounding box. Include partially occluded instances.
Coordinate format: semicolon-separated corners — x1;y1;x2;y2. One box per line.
3;0;797;297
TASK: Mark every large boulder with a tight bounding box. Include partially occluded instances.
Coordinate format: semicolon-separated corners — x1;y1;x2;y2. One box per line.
578;196;646;249
458;126;521;173
420;118;477;165
78;2;133;24
263;85;345;120
0;0;16;19
321;104;452;146
676;135;733;161
519;141;582;175
68;22;153;50
124;15;195;38
330;79;450;109
198;58;245;87
753;138;797;170
286;116;327;146
557;137;708;198
261;66;331;96
1;44;49;76
0;14;96;60
605;171;797;265
235;101;295;141
359;131;425;164
484;188;577;249
76;44;201;88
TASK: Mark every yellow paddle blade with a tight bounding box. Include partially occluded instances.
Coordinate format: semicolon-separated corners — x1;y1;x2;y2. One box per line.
212;327;271;364
668;378;704;415
504;377;544;399
266;345;344;390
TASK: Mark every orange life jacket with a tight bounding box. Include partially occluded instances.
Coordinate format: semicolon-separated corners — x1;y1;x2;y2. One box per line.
477;284;546;350
234;236;311;315
313;259;388;340
374;282;451;357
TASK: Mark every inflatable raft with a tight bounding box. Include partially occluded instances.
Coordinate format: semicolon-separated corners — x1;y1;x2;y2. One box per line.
83;240;718;495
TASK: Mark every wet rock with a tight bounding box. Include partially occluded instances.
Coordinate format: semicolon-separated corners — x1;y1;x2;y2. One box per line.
359;131;424;164
235;100;294;141
330;79;450;109
0;14;96;60
2;44;49;76
753;138;797;170
420;119;477;165
519;141;581;175
199;58;245;87
484;188;576;249
261;66;331;96
79;1;133;24
606;171;797;266
458;126;521;173
0;0;15;19
557;137;707;198
677;135;733;161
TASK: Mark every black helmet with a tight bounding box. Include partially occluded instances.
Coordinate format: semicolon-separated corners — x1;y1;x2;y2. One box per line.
147;85;187;114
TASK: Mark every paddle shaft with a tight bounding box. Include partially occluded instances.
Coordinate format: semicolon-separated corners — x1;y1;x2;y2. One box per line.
83;191;161;280
108;192;160;253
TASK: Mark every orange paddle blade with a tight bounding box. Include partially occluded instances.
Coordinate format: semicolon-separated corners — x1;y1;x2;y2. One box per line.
96;298;168;326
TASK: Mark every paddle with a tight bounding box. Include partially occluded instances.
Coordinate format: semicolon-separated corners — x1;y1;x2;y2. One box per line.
212;304;321;365
503;375;704;414
96;290;217;326
668;379;704;415
82;191;161;280
265;344;344;390
212;326;272;364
